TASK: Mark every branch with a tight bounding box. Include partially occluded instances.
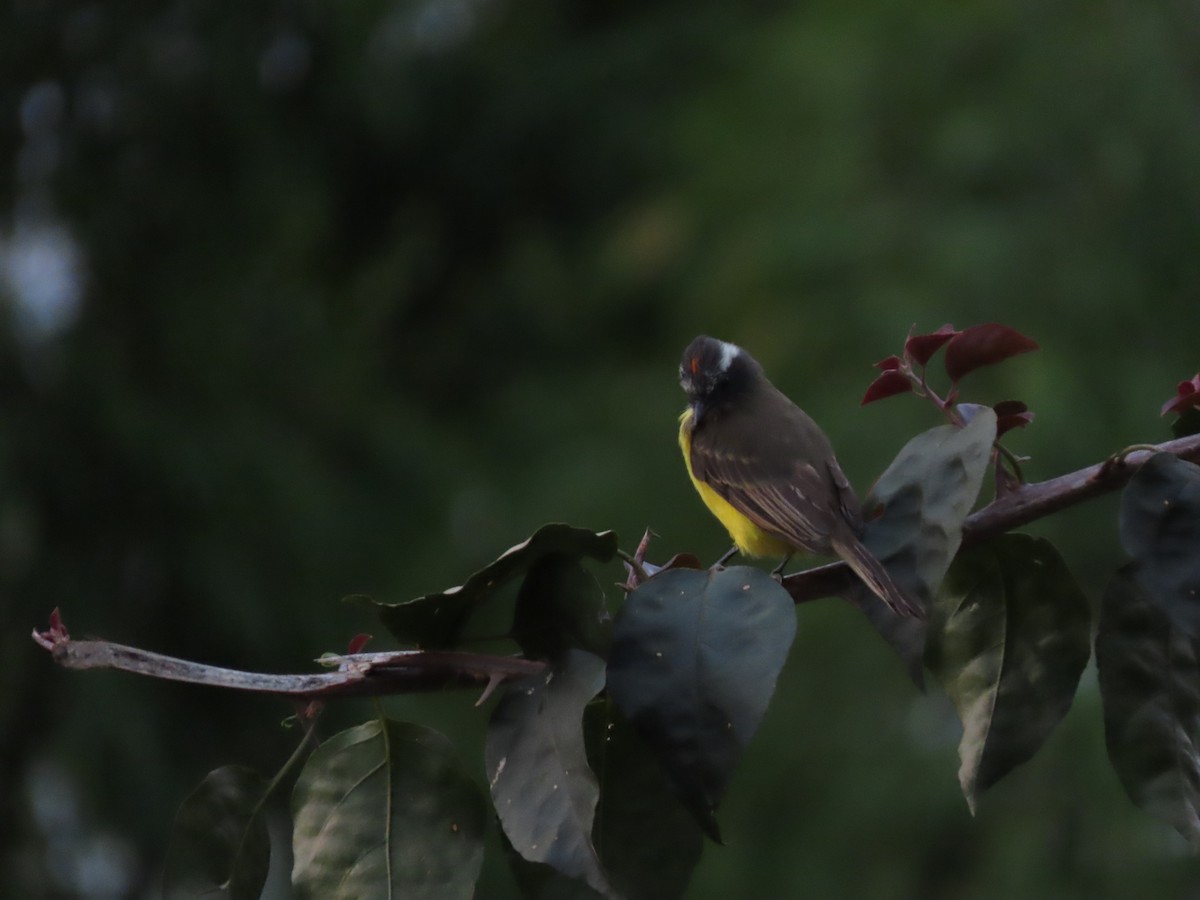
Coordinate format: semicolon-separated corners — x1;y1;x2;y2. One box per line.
32;623;545;701
782;431;1200;604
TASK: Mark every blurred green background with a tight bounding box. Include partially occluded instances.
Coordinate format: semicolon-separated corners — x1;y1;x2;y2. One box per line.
3;1;1199;897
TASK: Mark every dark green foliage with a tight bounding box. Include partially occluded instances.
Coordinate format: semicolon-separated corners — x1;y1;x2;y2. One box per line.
512;555;611;660
486;650;613;898
372;524;618;648
1119;453;1200;636
291;719;486;900
856;408;997;684
163;766;270;900
926;535;1091;811
1097;569;1200;844
606;566;796;841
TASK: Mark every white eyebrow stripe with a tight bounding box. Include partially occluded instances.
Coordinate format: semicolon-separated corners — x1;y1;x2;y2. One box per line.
717;341;740;372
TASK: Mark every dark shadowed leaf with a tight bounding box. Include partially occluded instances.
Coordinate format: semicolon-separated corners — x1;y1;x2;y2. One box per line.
1173;407;1200;439
925;535;1091;811
373;524;619;647
854;409;997;685
606;566;796;841
874;354;904;371
943;323;1039;383
163;766;269;900
292;719;485;900
586;699;704;899
904;323;959;367
512;554;611;660
486;650;614;898
861;369;913;405
1096;567;1200;844
1120;453;1200;635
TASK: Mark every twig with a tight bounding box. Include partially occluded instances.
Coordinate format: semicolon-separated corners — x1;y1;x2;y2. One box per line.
32;630;545;699
782;431;1200;604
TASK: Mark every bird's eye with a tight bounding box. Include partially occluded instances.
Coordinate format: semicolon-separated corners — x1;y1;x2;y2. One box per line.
689;357;700;376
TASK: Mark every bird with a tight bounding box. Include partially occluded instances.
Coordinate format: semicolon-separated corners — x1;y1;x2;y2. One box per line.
677;334;921;618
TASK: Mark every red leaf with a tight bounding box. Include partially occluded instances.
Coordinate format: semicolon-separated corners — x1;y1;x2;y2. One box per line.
996;412;1035;437
874;355;904;372
861;370;913;405
993;399;1028;417
346;633;372;655
944;323;1039;383
1161;374;1200;416
905;323;959;367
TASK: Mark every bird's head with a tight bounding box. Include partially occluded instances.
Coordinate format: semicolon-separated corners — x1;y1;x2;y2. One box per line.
679;335;759;421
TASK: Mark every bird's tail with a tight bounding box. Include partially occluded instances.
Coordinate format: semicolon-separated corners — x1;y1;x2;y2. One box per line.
831;535;924;619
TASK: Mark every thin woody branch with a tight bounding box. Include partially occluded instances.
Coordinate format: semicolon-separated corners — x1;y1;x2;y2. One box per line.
32;624;544;700
782;431;1200;604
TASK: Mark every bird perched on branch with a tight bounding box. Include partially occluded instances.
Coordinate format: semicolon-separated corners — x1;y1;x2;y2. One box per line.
677;335;921;618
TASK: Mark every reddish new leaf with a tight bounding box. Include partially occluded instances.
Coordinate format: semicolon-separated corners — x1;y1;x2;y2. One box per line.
1161;374;1200;417
905;324;960;367
993;400;1035;437
944;324;1039;383
874;355;904;372
346;633;372;655
861;370;913;405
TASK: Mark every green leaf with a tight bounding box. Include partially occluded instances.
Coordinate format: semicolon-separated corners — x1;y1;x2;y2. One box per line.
857;408;997;685
486;649;615;899
587;699;704;900
925;535;1091;811
1119;453;1200;635
163;765;270;900
512;554;611;660
1096;567;1200;844
292;719;486;900
372;524;619;648
606;566;796;841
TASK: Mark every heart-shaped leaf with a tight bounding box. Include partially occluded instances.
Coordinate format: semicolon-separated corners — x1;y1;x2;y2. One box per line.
606;566;796;841
861;369;913;406
1096;567;1200;844
486;649;614;898
854;408;997;684
163;766;270;900
372;524;619;648
925;535;1091;811
1119;453;1200;635
292;719;485;899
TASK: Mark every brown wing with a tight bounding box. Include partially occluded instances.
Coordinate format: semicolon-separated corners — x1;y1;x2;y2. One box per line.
690;398;862;554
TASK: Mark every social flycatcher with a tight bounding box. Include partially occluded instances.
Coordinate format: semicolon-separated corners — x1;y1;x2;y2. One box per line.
678;335;921;618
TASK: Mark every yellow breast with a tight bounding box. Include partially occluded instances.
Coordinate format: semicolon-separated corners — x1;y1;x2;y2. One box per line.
678;408;792;558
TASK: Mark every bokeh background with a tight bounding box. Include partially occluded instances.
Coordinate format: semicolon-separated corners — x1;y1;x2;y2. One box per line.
4;1;1199;897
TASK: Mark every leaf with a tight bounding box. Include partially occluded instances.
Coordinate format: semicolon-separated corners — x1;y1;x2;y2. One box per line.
992;400;1034;437
501;697;705;900
1096;567;1200;843
904;323;959;367
163;766;270;900
860;369;913;406
1119;453;1200;635
586;699;704;899
1173;407;1200;439
373;524;619;648
512;555;611;661
292;719;485;900
943;323;1039;383
1161;373;1200;417
486;650;614;898
855;408;997;685
925;535;1091;811
606;566;796;841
